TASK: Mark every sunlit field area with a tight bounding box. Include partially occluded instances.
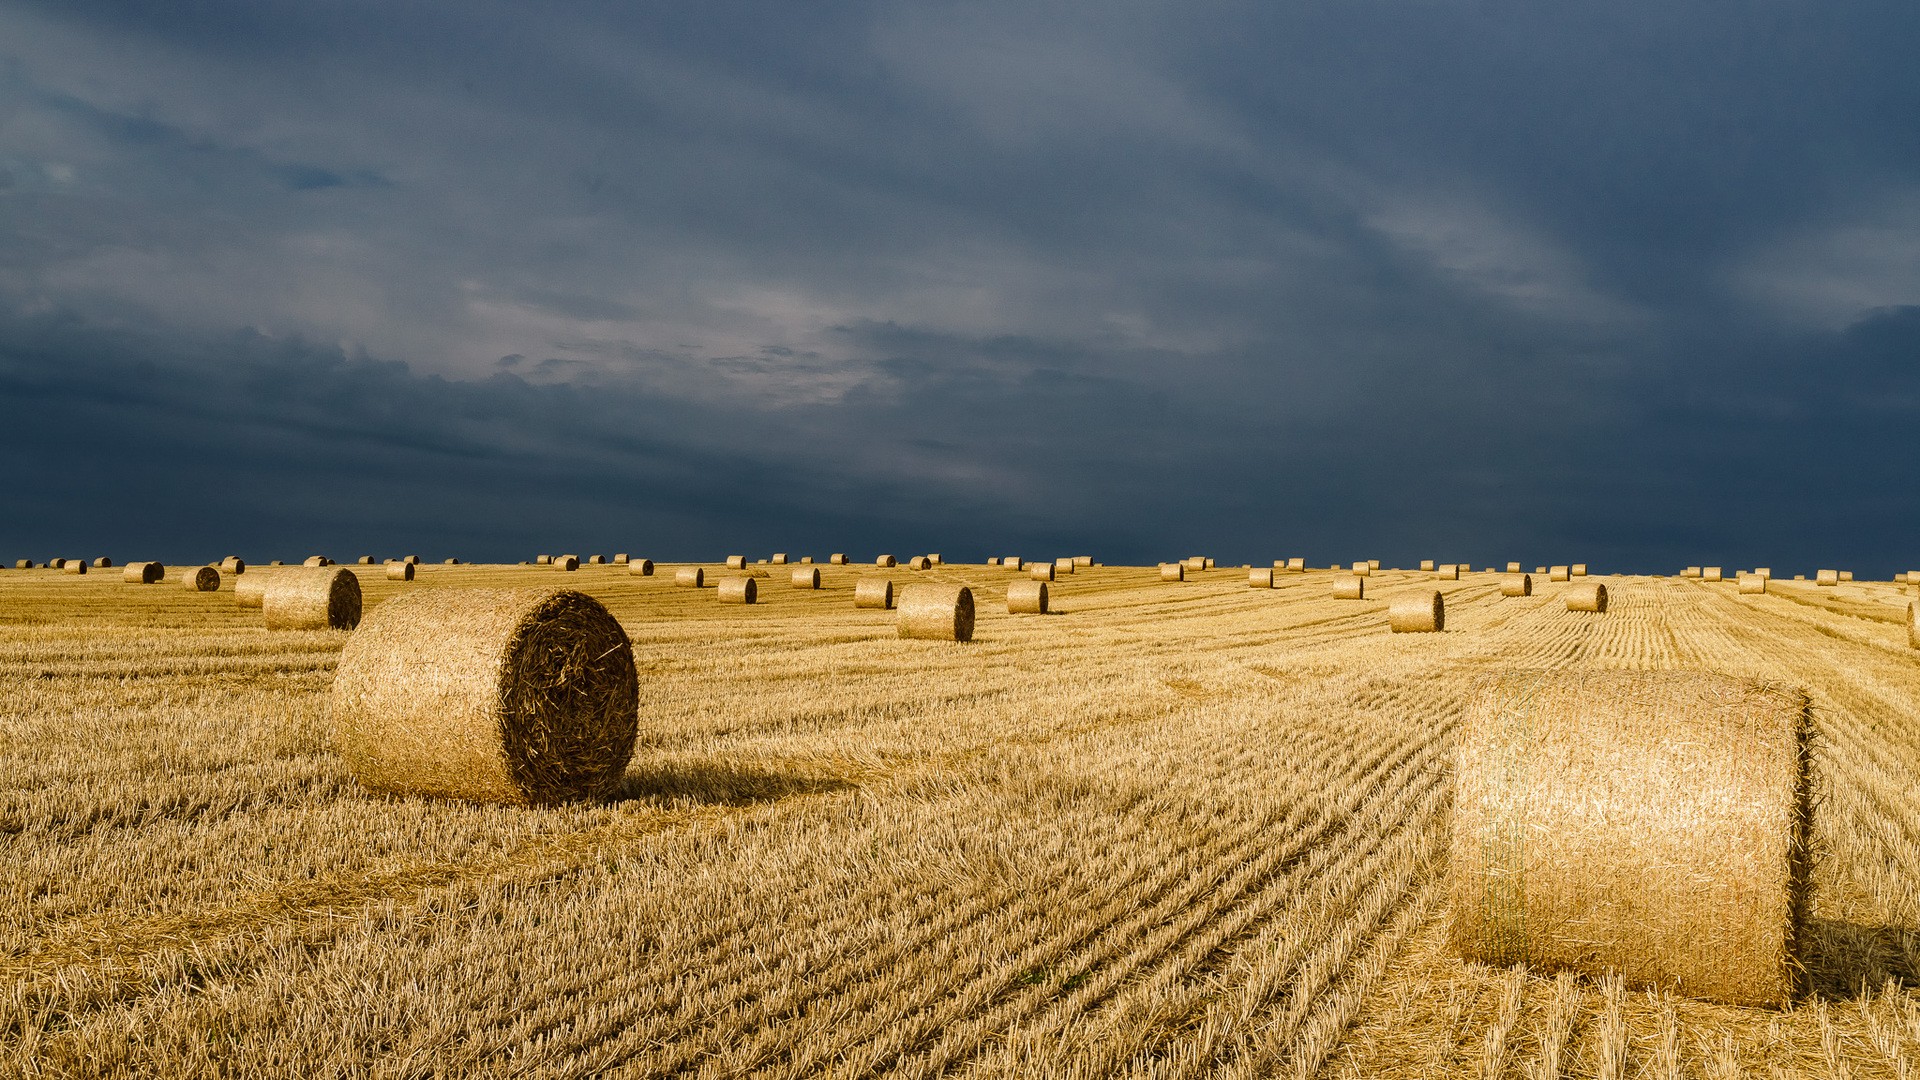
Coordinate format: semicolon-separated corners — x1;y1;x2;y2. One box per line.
4;561;1918;1077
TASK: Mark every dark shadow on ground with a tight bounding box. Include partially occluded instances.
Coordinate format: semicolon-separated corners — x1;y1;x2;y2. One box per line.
1805;917;1919;997
607;760;860;807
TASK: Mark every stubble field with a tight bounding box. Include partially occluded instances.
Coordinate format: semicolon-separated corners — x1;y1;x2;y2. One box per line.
2;561;1917;1078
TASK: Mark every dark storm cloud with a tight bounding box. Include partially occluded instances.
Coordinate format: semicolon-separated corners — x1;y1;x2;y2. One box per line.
1;2;1917;570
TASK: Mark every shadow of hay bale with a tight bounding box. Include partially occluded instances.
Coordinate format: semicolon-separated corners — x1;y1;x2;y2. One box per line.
1803;918;1920;997
609;761;860;807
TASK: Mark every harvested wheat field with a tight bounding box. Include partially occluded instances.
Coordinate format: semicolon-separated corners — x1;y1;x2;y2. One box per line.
3;562;1920;1078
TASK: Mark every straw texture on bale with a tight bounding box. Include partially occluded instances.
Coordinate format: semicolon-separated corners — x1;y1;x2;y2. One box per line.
1185;556;1205;571
613;554;629;565
444;558;460;565
876;555;897;568
263;567;362;630
184;566;220;592
62;561;87;575
1434;564;1459;580
1566;582;1609;612
1704;566;1724;582
304;556;331;567
1249;567;1274;588
830;553;848;565
909;556;931;570
771;553;788;565
235;572;272;607
536;555;552;565
1054;557;1074;574
1684;566;1702;578
1351;561;1371;577
1333;576;1364;599
556;555;580;571
1003;558;1023;571
270;560;284;566
1839;570;1854;582
1160;563;1184;582
1909;602;1918;649
357;556;375;565
726;555;746;570
124;561;165;584
50;558;65;568
1572;563;1588;576
791;566;820;589
1501;573;1533;597
1367;559;1380;570
1816;569;1838;586
629;559;654;576
1449;670;1814;1007
675;567;704;587
1739;573;1766;595
93;557;112;568
1419;560;1435;571
986;557;1000;566
1550;565;1570;582
854;577;895;609
799;556;813;564
220;556;245;575
1029;562;1055;581
1287;557;1305;572
404;556;420;566
1388;590;1443;632
1506;562;1522;573
587;555;605;565
1205;558;1216;569
13;560;29;569
386;561;415;581
1072;556;1091;567
328;587;638;805
1007;579;1048;614
897;584;974;641
718;577;756;604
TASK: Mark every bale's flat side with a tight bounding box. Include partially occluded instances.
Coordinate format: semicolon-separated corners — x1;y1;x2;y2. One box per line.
1501;574;1533;597
386;561;415;581
1550;565;1570;581
329;587;638;805
1388;590;1443;632
1161;563;1184;582
124;561;166;584
1435;564;1459;580
1249;568;1274;588
1816;569;1838;586
1738;574;1766;595
556;556;580;571
629;559;654;576
854;578;895;609
718;577;756;604
184;566;221;592
1029;562;1055;581
263;567;362;630
1566;582;1609;612
1333;576;1364;599
675;567;704;587
1007;579;1048;614
1449;671;1813;1007
792;567;820;589
898;584;974;641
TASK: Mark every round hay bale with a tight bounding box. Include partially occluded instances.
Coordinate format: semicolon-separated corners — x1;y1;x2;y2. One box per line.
929;554;943;565
675;567;704;587
62;560;87;575
1572;563;1589;577
1003;558;1024;571
1550;565;1571;582
1738;573;1766;595
1333;576;1364;599
800;556;814;564
357;556;375;565
1007;579;1048;614
718;577;756;604
92;557;112;569
1567;582;1609;612
1351;561;1371;577
264;567;362;630
304;555;331;568
830;553;848;565
13;559;30;569
1449;670;1813;1007
629;559;654;576
123;561;165;584
556;555;580;571
986;557;1000;566
328;587;637;805
1160;563;1185;582
219;556;245;575
1501;573;1533;597
1506;562;1522;574
898;584;974;641
1684;566;1703;579
404;555;420;566
1185;556;1205;572
1205;558;1216;570
1420;560;1435;572
1054;557;1074;574
184;566;221;592
1249;567;1275;588
1389;590;1443;632
1029;562;1055;581
50;558;65;569
1703;566;1724;583
854;578;895;609
536;554;553;565
587;555;606;565
791;566;820;589
1816;569;1838;586
235;571;274;608
1910;602;1918;649
1072;556;1091;568
1435;564;1459;580
270;560;285;566
386;560;415;581
909;556;931;570
876;554;897;568
1839;570;1854;582
613;554;629;565
771;553;788;565
1287;557;1305;572
724;555;746;570
1368;559;1380;570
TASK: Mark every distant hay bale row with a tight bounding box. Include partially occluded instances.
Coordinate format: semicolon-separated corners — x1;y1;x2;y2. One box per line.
855;578;895;609
329;587;637;805
124;561;165;584
1566;583;1608;612
898;584;973;641
1389;590;1443;632
264;567;362;630
1502;574;1532;597
1449;670;1812;1007
1007;579;1047;614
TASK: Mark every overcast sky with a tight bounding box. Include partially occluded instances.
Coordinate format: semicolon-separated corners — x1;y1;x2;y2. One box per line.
3;2;1917;571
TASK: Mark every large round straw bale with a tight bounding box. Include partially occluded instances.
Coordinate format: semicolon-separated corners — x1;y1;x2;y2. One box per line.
1839;570;1854;582
1287;557;1305;572
1499;573;1533;597
792;566;820;589
386;560;415;581
184;566;220;592
1351;561;1371;577
304;555;331;568
629;559;654;576
854;577;895;609
830;553;848;565
270;560;285;566
1550;565;1570;582
1420;560;1435;572
1816;569;1838;586
1029;561;1055;581
1205;558;1216;569
403;555;420;566
718;577;756;604
726;555;746;570
536;555;553;565
1506;561;1522;573
235;571;273;607
1073;556;1091;567
1161;562;1184;582
1389;590;1443;632
1185;556;1205;572
1007;578;1048;614
1906;569;1919;583
556;555;580;571
898;584;974;641
1003;558;1023;571
220;556;245;575
62;560;87;575
1054;557;1074;574
1566;582;1609;612
909;555;931;570
1435;564;1459;580
1572;563;1588;577
1738;573;1766;595
771;553;788;565
13;559;29;569
50;558;66;569
1367;559;1380;570
587;555;605;565
328;587;637;805
264;566;362;630
92;557;112;569
1249;567;1274;588
876;554;897;568
613;553;629;565
1704;566;1724;582
1449;670;1813;1007
1333;576;1364;599
675;567;704;587
800;556;814;564
123;561;165;584
1909;602;1918;649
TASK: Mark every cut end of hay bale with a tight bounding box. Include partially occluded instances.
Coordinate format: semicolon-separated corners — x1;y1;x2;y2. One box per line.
1566;582;1609;612
184;566;221;592
1333;576;1364;599
263;567;363;630
718;577;756;604
386;560;415;581
1388;589;1443;632
1448;670;1813;1007
675;567;704;587
1007;578;1048;614
1501;573;1533;597
1249;567;1274;588
1160;563;1185;582
791;566;820;589
629;559;654;576
897;583;974;641
123;561;166;584
854;577;895;610
328;587;638;805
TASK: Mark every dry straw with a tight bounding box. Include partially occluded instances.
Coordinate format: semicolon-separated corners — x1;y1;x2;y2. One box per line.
1420;560;1435;571
1205;558;1216;569
1007;579;1048;614
556;555;580;571
358;556;375;565
726;555;746;570
183;566;220;592
304;556;331;567
1287;557;1305;572
929;554;943;565
830;553;848;565
1572;563;1589;577
328;587;638;805
1684;566;1703;579
1566;582;1609;612
1534;566;1548;575
404;555;420;566
1449;670;1813;1007
1909;602;1918;649
876;554;897;568
1249;567;1275;588
986;557;1000;566
124;561;165;584
1816;569;1838;586
1704;566;1724;582
386;560;415;581
50;558;65;569
854;578;895;609
92;557;112;568
1389;590;1443;632
675;567;704;588
1506;561;1522;573
1351;561;1371;577
1072;556;1090;567
1185;556;1205;571
1054;557;1074;574
235;571;273;608
1550;565;1571;582
771;553;788;565
909;556;931;570
443;558;460;565
1368;559;1380;570
1333;576;1364;599
219;556;245;575
1029;562;1056;581
264;566;362;630
613;554;629;565
718;577;756;604
1738;573;1766;595
587;555;606;565
13;560;29;569
61;561;87;575
1160;563;1184;582
1839;570;1854;582
1003;557;1023;571
629;559;654;576
897;584;974;641
1501;573;1533;597
791;566;820;589
1435;564;1460;580
799;556;814;564
536;555;553;565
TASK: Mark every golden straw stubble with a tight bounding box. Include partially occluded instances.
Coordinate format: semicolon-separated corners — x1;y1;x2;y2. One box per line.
1387;589;1442;631
263;566;362;630
897;584;974;641
1449;671;1813;1007
327;587;638;805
